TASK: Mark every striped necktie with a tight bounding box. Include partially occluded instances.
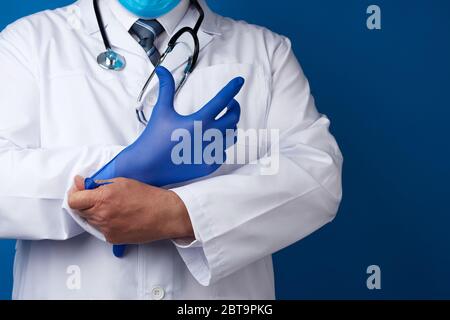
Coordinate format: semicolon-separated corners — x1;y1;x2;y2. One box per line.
129;19;164;66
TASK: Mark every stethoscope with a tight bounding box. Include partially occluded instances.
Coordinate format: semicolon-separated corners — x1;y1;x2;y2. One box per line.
94;0;204;126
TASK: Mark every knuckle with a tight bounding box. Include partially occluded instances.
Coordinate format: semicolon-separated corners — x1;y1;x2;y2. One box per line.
116;177;132;188
95;210;110;225
99;187;112;202
115;177;128;184
101;209;112;221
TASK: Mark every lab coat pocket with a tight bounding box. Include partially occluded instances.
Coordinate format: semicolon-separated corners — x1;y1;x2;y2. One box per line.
175;63;270;131
172;63;271;176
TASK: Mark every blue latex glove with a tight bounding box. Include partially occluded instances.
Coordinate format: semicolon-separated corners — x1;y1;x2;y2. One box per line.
85;66;244;257
86;66;244;188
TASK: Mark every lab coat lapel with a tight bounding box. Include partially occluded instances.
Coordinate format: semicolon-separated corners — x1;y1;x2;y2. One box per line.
161;9;216;74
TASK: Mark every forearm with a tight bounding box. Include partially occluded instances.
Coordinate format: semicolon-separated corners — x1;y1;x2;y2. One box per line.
0;197;82;240
68;178;194;244
0;142;124;239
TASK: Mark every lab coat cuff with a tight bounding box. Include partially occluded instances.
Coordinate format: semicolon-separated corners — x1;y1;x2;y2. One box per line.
172;238;202;248
170;186;224;286
172;208;203;248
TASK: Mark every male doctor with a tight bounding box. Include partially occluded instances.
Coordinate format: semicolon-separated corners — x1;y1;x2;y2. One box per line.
0;0;343;299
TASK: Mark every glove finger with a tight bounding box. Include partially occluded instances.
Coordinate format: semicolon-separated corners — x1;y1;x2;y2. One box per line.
84;178;102;190
155;66;176;109
85;178;113;190
214;99;241;132
195;77;244;120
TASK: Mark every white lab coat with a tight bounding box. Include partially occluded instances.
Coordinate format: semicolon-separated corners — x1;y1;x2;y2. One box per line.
0;0;343;299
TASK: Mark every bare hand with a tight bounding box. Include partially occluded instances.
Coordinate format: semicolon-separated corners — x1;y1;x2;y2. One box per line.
68;176;194;244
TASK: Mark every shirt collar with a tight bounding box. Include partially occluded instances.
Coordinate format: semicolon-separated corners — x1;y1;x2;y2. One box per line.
76;0;221;36
107;0;190;36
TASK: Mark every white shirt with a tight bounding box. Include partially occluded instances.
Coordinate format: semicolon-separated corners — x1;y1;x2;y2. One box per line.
0;0;343;299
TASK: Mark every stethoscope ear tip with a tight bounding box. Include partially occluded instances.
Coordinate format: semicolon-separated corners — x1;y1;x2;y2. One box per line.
97;49;126;71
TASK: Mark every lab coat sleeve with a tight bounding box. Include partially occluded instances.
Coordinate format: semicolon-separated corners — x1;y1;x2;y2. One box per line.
0;25;124;240
171;36;343;286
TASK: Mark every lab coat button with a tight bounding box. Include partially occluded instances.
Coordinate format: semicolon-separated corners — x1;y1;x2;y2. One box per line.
151;286;165;300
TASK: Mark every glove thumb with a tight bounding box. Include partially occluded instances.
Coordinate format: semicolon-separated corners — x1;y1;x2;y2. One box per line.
155;66;175;110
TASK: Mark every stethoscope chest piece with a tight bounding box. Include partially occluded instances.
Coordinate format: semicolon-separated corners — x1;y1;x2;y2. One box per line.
97;49;126;71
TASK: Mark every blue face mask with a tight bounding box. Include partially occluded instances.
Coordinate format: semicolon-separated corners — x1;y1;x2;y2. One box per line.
118;0;181;19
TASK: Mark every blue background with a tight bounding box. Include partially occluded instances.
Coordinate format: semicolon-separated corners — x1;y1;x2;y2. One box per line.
1;0;449;299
